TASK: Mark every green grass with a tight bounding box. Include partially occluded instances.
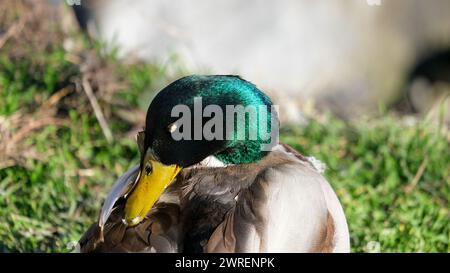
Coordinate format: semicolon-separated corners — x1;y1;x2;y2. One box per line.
0;36;166;251
281;116;449;252
0;33;448;253
0;114;139;252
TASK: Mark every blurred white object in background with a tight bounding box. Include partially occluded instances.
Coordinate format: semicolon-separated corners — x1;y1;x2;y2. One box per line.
69;0;450;122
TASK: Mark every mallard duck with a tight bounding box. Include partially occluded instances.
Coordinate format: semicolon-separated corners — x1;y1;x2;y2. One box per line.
78;75;350;253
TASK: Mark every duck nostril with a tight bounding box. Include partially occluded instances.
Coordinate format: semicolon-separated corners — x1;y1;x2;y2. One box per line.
145;163;152;175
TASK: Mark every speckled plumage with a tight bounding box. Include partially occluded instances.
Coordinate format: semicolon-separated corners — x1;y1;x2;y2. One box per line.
79;144;350;252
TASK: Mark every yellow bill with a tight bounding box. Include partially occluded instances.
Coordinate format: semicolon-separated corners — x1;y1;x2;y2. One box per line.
124;160;180;227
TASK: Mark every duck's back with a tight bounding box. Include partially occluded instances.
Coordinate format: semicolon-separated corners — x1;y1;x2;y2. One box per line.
203;144;350;252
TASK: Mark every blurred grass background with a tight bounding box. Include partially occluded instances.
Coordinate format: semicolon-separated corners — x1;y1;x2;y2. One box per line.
0;2;449;252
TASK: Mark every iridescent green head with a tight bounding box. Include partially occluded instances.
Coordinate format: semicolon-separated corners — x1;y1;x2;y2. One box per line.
143;75;279;167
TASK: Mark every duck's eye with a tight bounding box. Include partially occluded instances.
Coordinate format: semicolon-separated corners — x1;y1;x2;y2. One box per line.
168;122;177;133
144;162;152;176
